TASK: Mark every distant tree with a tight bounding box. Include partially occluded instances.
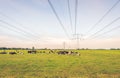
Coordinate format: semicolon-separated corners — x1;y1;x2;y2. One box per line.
81;48;85;50
110;48;116;50
117;48;120;50
44;48;47;50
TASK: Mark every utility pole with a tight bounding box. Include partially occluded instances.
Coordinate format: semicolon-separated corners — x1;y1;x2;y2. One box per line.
32;46;35;51
73;33;83;49
63;41;66;50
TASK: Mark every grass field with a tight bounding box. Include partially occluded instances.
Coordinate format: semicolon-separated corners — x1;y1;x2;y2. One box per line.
0;50;120;78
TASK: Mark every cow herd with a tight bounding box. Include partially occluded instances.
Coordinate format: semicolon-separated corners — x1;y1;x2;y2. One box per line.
58;51;80;56
0;52;23;55
0;50;80;56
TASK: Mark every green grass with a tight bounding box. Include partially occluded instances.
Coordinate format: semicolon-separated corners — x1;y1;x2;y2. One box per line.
0;50;120;78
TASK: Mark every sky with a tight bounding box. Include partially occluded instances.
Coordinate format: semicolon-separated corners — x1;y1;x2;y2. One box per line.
0;0;120;49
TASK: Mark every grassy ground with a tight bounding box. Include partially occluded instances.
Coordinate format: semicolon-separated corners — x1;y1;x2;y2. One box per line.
0;50;120;78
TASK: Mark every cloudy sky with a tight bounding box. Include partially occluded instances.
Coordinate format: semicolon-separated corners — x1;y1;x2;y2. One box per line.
0;0;120;49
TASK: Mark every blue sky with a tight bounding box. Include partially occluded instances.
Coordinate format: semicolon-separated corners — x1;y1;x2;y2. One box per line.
0;0;120;49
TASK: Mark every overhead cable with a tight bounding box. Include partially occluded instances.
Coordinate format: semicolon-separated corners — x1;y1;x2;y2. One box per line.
86;0;120;34
67;0;73;33
48;0;70;38
87;17;120;39
74;0;78;34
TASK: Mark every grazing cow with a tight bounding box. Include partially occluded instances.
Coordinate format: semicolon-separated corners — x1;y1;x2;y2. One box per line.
77;52;80;56
71;52;80;56
0;52;7;54
58;51;81;56
68;51;74;55
18;52;24;55
28;50;36;54
9;52;17;55
58;51;69;55
49;50;55;54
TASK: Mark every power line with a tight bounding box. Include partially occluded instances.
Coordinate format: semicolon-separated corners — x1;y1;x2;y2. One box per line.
0;20;38;39
48;0;70;38
0;24;34;41
0;12;40;38
74;0;78;35
0;23;40;47
0;12;42;47
67;0;73;34
91;25;120;39
87;17;120;39
86;0;120;34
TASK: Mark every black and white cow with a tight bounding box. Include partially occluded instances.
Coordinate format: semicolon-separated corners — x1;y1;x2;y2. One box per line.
28;50;36;54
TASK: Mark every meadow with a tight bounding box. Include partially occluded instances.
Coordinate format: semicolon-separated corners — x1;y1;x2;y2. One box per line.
0;50;120;78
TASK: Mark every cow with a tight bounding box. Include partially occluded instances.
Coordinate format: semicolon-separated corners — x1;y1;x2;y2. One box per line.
28;50;36;54
69;51;81;56
58;51;81;56
9;52;17;55
0;52;7;54
58;51;69;55
49;50;55;54
18;52;24;55
76;52;81;56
